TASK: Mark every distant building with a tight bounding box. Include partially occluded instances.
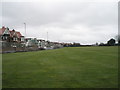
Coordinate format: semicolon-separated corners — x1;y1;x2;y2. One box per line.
37;39;46;49
25;38;38;47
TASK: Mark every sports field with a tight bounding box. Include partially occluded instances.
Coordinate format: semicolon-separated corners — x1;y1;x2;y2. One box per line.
2;46;118;88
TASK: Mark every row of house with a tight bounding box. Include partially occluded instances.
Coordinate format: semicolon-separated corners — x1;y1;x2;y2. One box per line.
0;26;24;43
0;26;63;53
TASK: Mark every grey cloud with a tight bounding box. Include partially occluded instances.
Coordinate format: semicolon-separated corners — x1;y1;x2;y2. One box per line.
1;1;118;44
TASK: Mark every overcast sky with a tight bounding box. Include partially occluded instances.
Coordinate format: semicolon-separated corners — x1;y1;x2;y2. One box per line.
1;0;118;44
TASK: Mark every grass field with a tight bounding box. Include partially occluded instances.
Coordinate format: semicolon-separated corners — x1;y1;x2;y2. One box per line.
2;46;118;88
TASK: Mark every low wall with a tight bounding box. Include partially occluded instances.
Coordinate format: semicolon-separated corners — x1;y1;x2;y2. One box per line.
1;42;25;53
0;41;64;53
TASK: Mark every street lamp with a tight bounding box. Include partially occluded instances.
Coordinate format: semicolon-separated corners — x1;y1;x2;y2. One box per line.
47;32;48;41
24;23;26;51
24;23;26;37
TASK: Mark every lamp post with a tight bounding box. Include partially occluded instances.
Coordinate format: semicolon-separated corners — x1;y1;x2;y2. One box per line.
24;23;26;37
24;23;26;51
47;32;48;41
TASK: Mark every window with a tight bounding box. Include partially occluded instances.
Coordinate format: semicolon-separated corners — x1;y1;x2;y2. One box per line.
2;37;4;40
3;37;5;40
16;38;17;41
13;38;16;41
6;36;7;40
21;37;24;41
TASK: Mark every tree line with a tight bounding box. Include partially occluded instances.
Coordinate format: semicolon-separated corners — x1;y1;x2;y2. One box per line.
64;35;120;47
99;35;120;46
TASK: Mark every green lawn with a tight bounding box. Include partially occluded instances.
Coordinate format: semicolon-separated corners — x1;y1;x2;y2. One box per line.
2;46;118;88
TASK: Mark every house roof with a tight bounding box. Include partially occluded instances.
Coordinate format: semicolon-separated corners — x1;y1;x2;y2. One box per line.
0;26;24;38
9;30;16;37
9;30;23;38
16;32;22;38
0;26;6;36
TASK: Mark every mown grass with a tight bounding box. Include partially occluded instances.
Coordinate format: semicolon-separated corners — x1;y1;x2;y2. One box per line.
2;46;118;88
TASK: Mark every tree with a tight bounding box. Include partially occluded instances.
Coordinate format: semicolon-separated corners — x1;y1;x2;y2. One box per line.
95;42;98;46
107;38;116;46
99;43;104;46
73;42;80;47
